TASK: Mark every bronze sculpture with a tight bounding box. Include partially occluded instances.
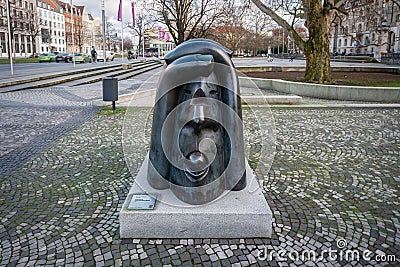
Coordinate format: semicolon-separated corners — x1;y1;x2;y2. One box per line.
147;39;246;205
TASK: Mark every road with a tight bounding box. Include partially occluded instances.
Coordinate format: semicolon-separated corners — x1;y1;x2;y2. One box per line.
2;57;398;81
0;57;129;80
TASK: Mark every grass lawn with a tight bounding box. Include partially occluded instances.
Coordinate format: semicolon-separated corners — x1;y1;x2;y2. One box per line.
0;58;39;64
245;71;400;87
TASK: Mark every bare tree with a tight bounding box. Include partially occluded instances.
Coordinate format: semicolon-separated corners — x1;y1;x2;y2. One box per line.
251;0;348;83
105;20;116;51
154;0;225;45
123;37;134;51
75;17;86;52
245;5;275;55
210;1;250;53
126;15;155;55
25;5;41;56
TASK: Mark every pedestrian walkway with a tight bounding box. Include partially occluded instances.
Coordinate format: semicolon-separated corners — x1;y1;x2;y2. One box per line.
0;107;399;266
0;73;399;266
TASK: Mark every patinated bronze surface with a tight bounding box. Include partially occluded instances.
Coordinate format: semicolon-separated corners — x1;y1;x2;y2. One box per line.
148;39;246;205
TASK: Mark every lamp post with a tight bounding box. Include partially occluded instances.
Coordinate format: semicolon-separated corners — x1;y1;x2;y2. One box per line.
102;0;106;64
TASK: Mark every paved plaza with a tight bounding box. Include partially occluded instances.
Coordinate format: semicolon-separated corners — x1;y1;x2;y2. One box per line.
0;69;399;266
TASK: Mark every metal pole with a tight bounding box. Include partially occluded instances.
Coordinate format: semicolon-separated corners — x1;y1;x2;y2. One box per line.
121;7;124;62
102;0;106;65
142;17;145;59
71;0;75;68
6;0;14;75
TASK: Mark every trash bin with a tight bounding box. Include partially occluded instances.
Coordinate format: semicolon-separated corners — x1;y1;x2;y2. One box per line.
103;76;118;110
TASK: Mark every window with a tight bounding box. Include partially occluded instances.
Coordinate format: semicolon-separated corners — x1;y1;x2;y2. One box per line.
15;34;20;53
30;3;33;10
371;33;375;42
339;39;342;47
344;39;348;46
0;33;5;53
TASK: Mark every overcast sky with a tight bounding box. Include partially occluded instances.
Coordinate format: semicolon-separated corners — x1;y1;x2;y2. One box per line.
72;0;138;25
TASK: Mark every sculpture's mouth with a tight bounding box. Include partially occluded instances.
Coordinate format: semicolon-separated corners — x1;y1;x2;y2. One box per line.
184;151;209;182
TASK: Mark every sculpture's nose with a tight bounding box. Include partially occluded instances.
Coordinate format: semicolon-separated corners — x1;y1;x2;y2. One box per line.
193;88;205;98
191;88;205;124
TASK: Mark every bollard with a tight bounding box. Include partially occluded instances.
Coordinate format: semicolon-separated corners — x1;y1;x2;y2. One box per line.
103;76;118;110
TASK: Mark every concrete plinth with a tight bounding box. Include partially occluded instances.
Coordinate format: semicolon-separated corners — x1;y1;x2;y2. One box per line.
119;155;273;238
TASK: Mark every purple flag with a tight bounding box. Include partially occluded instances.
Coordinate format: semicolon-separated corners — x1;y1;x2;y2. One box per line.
166;32;171;42
131;2;135;27
117;0;122;21
158;26;165;40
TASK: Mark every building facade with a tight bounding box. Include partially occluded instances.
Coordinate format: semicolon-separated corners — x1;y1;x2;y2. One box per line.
55;0;82;53
144;27;175;57
329;0;400;61
81;12;101;54
37;0;66;53
0;0;38;57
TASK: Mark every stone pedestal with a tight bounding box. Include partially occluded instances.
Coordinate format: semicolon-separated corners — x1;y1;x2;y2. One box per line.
119;156;272;238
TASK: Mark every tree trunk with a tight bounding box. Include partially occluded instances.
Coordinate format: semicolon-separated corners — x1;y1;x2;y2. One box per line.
303;1;332;83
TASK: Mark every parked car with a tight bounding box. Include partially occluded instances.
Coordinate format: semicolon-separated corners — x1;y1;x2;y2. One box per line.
82;53;92;63
55;52;71;62
72;53;86;63
39;53;56;62
97;51;114;62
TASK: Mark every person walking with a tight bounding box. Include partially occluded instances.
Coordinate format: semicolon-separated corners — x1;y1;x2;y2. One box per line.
91;46;97;64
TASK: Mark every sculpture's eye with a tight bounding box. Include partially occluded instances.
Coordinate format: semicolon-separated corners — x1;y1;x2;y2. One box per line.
210;90;218;95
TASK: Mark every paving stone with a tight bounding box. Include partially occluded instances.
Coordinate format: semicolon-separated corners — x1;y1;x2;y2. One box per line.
0;86;399;267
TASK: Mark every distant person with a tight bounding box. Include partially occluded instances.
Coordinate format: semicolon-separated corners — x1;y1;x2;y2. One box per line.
91;46;97;64
128;50;133;60
267;54;273;62
289;54;294;62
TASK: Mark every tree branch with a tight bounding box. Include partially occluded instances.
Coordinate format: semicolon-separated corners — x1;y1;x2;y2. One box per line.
250;0;305;50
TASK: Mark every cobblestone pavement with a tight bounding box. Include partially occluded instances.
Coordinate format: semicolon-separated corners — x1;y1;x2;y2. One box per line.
0;103;399;266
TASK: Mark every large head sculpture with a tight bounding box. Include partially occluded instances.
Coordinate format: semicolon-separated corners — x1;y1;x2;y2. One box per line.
147;39;246;205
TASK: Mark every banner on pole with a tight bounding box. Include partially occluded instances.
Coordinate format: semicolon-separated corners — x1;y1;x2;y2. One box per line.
158;26;165;40
117;0;122;21
131;2;135;27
